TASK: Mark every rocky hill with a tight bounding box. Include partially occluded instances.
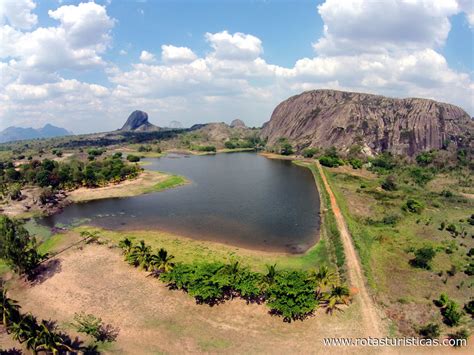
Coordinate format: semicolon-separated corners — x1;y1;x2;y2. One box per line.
0;124;72;143
230;119;246;128
261;90;473;156
120;110;160;132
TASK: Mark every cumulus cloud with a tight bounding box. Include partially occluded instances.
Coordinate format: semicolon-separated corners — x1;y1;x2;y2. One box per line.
314;0;459;55
161;45;197;64
139;50;156;63
0;0;37;30
0;1;472;133
458;0;474;27
205;30;263;60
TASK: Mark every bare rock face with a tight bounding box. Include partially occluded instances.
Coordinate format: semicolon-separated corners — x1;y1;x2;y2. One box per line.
120;110;160;131
261;90;473;156
230;119;246;128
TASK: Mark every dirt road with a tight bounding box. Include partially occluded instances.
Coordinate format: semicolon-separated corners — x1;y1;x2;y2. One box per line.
316;161;385;338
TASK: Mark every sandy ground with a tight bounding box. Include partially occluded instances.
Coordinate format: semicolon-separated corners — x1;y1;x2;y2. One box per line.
67;171;170;202
8;243;377;354
316;161;386;338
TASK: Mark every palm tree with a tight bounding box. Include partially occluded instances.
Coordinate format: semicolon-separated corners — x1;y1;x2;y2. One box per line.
34;321;73;355
127;240;152;270
118;237;133;255
0;288;20;329
149;248;175;273
263;264;277;287
309;266;336;290
324;285;351;314
9;313;38;343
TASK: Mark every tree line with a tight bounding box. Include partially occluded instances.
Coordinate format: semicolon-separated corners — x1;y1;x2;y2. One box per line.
118;237;351;321
0;153;141;197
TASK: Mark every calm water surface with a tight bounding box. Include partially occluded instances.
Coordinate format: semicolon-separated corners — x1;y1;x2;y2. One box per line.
40;153;320;253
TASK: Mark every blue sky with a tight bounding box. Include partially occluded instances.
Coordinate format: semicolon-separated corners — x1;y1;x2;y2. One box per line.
0;0;473;133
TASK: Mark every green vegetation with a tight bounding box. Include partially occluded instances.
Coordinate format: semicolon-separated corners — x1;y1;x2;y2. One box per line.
410;247;436;270
0;215;43;276
319;147;344;168
0;154;141;193
147;174;187;193
72;312;118;343
119;238;349;322
193;145;216;152
126;154;140;162
403;199;424;214
0;286;74;353
302;147;319;158
418;322;440;339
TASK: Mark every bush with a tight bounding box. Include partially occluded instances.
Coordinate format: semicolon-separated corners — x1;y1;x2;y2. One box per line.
137;145;152;152
280;143;294;156
449;328;469;347
348;158;362;169
302;148;318;158
194;145;216;152
416;151;435;166
72;312;103;340
225;141;237;149
403;199;424;214
442;300;463;326
464;300;474;316
464;263;474;276
409;167;433;186
319;156;343;167
381;175;397;191
370;153;396;171
410;247;436;269
418;322;440;339
266;270;317;321
126;154;140;162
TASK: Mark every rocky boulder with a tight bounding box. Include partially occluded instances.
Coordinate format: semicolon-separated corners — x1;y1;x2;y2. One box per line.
120;110;159;131
230;119;246;128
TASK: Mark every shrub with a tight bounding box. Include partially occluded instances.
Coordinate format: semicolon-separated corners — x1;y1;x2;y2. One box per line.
319;156;343;167
418;322;440;339
464;300;474;316
194;145;216;152
302;148;318;158
442;300;463;326
266;270;318;321
126;154;140;162
416;151;435;166
280;143;294;156
112;152;123;159
137;145;152;152
370;152;396;171
403;199;424;214
72;312;103;340
468;214;474;226
440;190;453;198
434;293;449;308
448;328;469;347
348;158;362;169
225;141;237;149
410;247;436;269
464;263;474;276
409;167;434;186
446;224;457;235
381;175;397;191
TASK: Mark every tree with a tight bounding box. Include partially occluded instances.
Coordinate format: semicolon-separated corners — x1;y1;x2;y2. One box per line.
34;321;73;355
381;175;397;191
309;266;335;291
10;313;38;344
0;215;42;275
443;300;463;326
127;240;152;270
280;143;294;156
302;148;318;158
410;247;436;270
126;154;140;162
0;288;20;328
324;285;351;314
263;264;278;288
72;312;103;341
149;248;175;273
403;199;424;214
118;237;133;255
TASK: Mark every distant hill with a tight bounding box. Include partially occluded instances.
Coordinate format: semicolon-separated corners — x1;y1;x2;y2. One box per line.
0;124;72;143
261;89;473;156
120;110;160;132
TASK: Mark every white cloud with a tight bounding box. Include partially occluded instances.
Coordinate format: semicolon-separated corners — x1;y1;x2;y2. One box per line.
161;45;197;64
458;0;474;27
205;30;263;60
314;0;459;55
0;0;37;30
139;50;156;63
0;2;472;133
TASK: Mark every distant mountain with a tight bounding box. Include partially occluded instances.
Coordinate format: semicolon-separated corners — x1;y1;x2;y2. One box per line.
230;119;246;128
120;110;160;132
0;123;72;143
261;89;473;156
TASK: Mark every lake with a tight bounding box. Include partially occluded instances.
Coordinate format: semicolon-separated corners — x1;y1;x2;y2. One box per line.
40;152;320;253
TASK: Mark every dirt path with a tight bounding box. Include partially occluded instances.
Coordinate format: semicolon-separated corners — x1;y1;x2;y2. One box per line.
316;161;385;338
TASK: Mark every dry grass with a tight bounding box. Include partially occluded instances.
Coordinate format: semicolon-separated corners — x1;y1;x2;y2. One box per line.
8;243;374;354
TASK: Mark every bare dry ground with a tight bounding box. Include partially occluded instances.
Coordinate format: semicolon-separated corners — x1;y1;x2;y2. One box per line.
7;243;375;354
68;170;173;202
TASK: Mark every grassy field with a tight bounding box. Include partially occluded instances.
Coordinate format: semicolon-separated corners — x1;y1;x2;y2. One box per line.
321;165;474;336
